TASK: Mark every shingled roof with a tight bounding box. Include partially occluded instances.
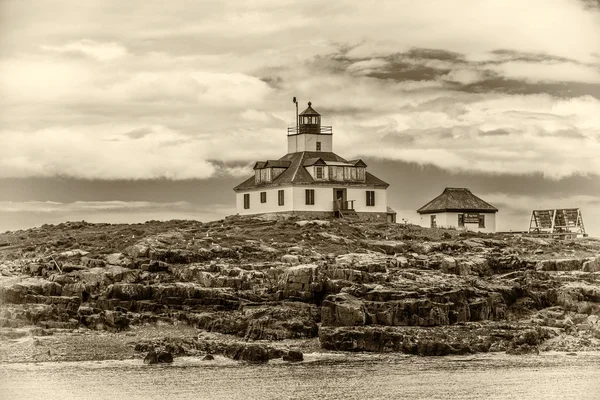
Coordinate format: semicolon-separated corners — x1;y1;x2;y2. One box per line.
417;188;498;214
233;151;389;191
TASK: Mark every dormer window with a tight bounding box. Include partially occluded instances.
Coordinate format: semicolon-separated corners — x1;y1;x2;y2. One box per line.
316;166;323;179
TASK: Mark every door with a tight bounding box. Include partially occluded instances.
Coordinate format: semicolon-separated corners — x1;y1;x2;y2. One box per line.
430;215;437;228
333;188;346;210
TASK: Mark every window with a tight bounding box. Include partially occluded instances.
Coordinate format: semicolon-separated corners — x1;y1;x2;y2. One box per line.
260;192;266;203
430;215;437;228
243;194;250;209
316;141;321;151
458;214;464;227
366;190;375;206
278;190;285;206
478;214;485;228
305;189;315;205
316;166;323;179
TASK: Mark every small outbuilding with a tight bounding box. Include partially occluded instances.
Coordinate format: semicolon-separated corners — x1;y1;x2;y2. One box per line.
417;188;498;233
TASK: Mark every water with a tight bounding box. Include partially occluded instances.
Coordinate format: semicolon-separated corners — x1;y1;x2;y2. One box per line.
1;352;599;400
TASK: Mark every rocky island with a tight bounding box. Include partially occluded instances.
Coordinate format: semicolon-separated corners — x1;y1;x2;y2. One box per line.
1;217;599;364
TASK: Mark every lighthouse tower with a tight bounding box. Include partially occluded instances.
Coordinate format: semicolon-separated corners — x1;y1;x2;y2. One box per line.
287;102;333;153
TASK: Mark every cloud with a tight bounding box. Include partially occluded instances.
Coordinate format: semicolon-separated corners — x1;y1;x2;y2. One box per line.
42;40;128;61
0;0;599;182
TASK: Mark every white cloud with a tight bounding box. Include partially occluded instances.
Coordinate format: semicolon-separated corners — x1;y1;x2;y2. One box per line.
42;40;128;61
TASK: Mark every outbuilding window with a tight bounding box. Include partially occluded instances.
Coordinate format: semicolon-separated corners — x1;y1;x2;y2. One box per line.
479;214;485;228
458;214;464;227
366;190;375;206
243;194;250;209
278;190;285;206
260;192;266;203
305;189;315;205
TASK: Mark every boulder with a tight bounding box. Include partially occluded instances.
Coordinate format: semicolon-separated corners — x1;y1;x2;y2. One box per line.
278;264;321;300
582;258;600;273
361;240;407;255
143;350;158;364
104;310;129;331
105;253;132;267
296;220;330;227
335;253;388;273
202;354;215;361
157;351;174;363
282;350;303;362
536;259;586;272
321;293;367;326
224;344;270;363
281;254;300;266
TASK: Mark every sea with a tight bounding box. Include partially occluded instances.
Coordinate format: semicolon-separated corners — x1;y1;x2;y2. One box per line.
0;352;598;399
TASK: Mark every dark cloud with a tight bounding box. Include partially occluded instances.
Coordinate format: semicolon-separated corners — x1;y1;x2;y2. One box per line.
461;78;600;99
489;49;577;64
479;129;511;137
328;47;600;100
123;127;153;139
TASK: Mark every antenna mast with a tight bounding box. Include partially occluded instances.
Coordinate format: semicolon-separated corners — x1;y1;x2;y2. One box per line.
292;97;298;133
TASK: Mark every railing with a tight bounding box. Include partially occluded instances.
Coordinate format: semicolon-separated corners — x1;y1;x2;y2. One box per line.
287;126;333;135
333;200;355;211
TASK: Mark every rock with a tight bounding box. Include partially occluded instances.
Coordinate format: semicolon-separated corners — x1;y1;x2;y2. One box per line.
278;264;321;300
506;344;539;355
361;240;407;255
536;259;586;272
105;253;132;267
104;310;129;331
582;258;600;273
202;354;215;361
296;220;330;227
140;260;170;272
157;351;174;363
321;293;367;326
441;257;457;274
335;253;388;273
282;350;303;362
127;243;150;258
144;350;158;364
224;343;270;363
57;249;90;259
394;256;409;268
281;254;300;266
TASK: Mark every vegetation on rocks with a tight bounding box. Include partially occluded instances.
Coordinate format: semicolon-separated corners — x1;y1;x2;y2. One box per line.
1;216;600;362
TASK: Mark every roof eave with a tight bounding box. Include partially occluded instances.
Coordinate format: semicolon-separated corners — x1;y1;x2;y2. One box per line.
417;208;498;214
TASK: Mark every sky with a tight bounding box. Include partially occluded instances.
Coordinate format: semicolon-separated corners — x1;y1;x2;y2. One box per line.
0;0;599;235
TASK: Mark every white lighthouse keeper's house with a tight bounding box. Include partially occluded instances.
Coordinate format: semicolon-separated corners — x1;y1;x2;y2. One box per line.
233;101;394;221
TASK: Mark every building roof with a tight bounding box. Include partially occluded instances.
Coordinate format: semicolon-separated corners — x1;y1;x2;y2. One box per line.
233;151;389;191
264;160;292;168
347;159;367;167
417;188;498;214
299;102;320;116
303;157;327;167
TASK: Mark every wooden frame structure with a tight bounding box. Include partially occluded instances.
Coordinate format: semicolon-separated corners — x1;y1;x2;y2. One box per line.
528;208;586;238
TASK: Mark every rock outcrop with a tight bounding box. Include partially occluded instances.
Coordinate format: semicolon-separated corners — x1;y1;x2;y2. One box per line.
1;217;600;359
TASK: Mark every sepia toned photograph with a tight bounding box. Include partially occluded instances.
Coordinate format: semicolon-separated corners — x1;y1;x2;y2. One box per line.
0;1;599;399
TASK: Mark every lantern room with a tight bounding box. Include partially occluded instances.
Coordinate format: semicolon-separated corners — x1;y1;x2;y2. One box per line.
299;102;321;133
